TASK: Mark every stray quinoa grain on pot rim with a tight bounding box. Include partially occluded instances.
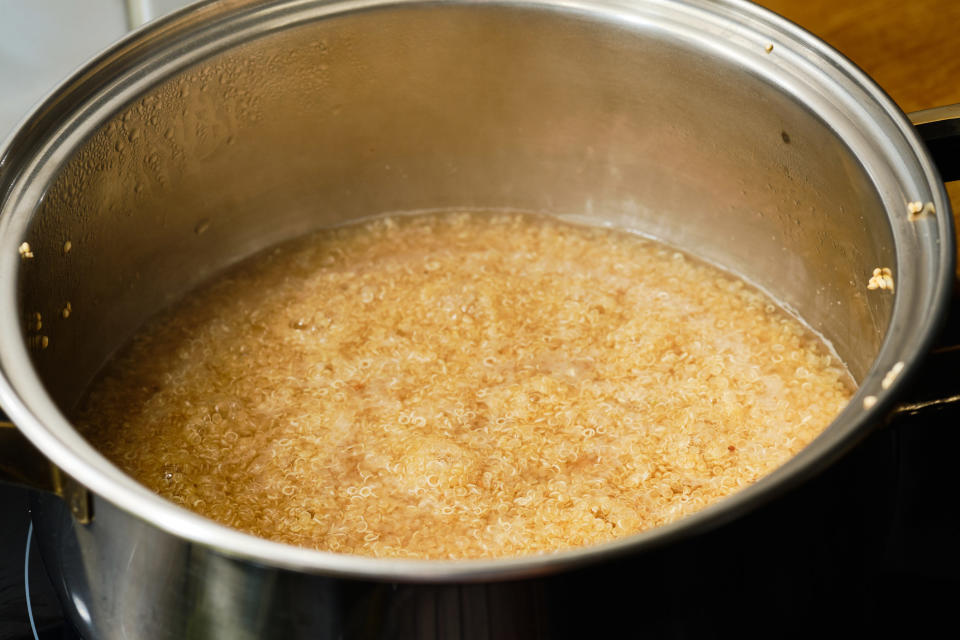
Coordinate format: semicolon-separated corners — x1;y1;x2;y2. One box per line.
75;211;852;559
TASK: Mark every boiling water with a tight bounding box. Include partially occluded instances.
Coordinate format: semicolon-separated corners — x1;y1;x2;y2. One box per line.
76;212;852;559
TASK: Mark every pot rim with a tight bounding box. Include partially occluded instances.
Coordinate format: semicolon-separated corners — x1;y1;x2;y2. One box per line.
0;0;954;582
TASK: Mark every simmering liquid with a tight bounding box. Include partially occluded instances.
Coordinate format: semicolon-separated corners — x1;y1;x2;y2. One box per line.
76;212;852;559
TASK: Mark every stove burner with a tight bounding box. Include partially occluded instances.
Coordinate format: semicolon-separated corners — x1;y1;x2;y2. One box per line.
25;523;39;640
0;486;76;640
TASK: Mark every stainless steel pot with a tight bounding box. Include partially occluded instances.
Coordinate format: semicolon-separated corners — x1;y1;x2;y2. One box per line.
1;0;958;637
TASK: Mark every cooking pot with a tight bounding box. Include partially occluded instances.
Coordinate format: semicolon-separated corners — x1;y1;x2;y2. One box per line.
1;0;959;637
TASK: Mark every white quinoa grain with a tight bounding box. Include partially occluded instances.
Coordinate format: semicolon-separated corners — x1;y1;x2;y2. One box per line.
907;201;936;221
881;361;905;390
867;267;894;292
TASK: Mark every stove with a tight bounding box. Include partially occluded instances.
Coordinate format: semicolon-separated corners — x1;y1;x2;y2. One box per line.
0;486;70;640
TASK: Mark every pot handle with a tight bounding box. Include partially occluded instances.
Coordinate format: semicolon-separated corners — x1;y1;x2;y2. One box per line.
910;104;960;182
886;105;960;422
0;417;92;522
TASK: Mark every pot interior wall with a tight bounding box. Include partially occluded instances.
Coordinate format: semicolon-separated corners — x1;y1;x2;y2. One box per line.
17;2;894;412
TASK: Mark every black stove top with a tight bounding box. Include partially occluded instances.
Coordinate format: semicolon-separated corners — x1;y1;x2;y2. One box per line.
0;486;74;640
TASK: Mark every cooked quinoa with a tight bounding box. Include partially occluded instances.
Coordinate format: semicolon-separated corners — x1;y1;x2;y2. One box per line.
76;211;852;559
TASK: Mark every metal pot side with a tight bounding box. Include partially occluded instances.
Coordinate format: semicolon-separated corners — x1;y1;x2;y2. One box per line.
0;0;954;638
